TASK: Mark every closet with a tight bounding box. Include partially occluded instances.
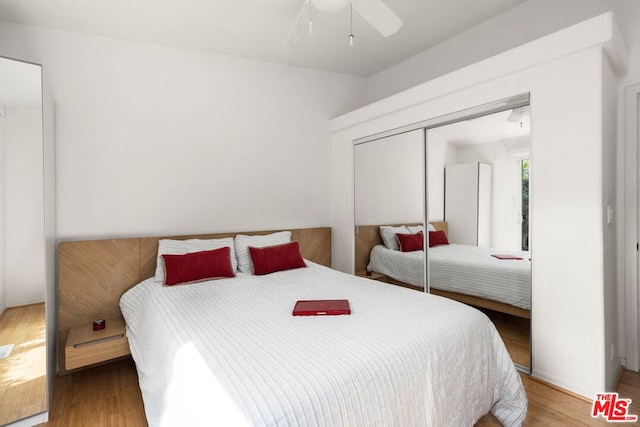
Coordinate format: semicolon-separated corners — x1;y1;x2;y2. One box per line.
444;162;492;247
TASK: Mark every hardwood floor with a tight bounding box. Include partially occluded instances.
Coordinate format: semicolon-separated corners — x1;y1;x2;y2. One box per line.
619;368;640;425
0;303;47;425
481;308;531;369
480;370;640;425
42;358;640;426
43;359;146;427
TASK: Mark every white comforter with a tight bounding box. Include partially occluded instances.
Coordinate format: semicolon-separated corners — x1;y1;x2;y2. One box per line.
368;244;531;310
120;262;527;426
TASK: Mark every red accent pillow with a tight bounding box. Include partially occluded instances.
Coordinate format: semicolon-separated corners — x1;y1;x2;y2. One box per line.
428;230;449;247
396;232;424;252
248;241;306;275
161;247;235;286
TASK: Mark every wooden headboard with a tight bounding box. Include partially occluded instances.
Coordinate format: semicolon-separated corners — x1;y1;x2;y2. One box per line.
58;227;331;374
354;222;447;274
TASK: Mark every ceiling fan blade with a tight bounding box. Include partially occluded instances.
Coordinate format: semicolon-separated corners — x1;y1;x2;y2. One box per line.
353;0;403;37
284;1;318;49
506;105;530;122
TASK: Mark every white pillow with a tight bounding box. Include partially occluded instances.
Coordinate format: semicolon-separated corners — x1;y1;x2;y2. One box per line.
407;225;424;234
154;237;236;284
380;226;409;251
407;224;437;234
234;231;292;274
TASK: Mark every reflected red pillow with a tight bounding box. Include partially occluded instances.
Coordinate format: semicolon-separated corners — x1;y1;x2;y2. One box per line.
162;247;235;286
396;232;424;252
428;230;449;247
249;241;306;275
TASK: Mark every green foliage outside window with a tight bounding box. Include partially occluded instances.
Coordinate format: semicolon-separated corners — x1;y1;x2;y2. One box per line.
522;159;529;251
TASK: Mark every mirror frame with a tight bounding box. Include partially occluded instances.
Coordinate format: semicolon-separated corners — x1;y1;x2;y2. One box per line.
0;54;54;425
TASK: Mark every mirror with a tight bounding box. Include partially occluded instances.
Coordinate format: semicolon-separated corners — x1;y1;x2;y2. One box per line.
426;106;532;370
353;97;531;372
0;57;48;423
354;129;426;291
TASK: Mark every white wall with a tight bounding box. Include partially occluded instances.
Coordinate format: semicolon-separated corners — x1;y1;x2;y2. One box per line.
0;22;367;241
4;107;45;306
330;14;623;397
354;130;423;225
366;0;636;103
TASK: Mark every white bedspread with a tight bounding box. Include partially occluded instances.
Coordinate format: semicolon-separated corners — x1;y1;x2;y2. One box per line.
120;262;527;426
368;245;531;310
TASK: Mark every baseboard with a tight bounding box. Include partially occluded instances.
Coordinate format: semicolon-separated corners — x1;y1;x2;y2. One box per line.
609;361;624;391
529;369;592;402
0;302;45;323
7;301;46;309
5;411;47;427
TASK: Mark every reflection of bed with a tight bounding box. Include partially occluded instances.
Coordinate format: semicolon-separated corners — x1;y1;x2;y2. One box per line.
356;223;531;319
61;227;527;425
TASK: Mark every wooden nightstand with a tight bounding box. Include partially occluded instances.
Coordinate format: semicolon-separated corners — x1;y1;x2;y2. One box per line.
65;317;130;371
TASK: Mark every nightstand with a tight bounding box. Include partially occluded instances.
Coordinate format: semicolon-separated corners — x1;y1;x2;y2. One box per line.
65;317;130;371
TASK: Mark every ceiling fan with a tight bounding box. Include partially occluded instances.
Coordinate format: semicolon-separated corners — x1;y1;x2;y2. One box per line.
507;105;530;127
285;0;403;48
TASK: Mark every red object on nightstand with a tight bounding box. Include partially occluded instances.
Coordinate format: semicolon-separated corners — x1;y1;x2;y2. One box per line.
93;319;106;330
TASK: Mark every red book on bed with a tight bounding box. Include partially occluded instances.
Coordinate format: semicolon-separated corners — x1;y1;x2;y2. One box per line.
292;300;351;316
491;254;524;260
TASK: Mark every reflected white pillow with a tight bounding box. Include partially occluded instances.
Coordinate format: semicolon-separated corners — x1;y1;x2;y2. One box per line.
234;231;292;274
155;238;236;284
380;226;409;251
409;224;437;233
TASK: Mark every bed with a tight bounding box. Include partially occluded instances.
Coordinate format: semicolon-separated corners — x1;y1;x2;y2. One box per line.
357;223;531;319
60;227;527;426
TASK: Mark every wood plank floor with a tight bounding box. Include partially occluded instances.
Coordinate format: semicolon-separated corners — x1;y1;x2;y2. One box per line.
43;359;146;427
477;373;640;426
0;303;47;425
41;357;640;426
482;308;531;369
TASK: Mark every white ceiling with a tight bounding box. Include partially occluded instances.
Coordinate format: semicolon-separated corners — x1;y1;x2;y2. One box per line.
0;0;527;76
429;107;530;146
0;57;41;107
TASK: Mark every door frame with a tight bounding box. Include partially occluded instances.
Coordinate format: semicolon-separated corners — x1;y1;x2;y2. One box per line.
625;83;640;371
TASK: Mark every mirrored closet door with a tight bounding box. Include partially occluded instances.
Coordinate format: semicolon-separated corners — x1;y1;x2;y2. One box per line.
426;105;532;370
0;56;50;424
354;129;426;291
353;95;532;372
